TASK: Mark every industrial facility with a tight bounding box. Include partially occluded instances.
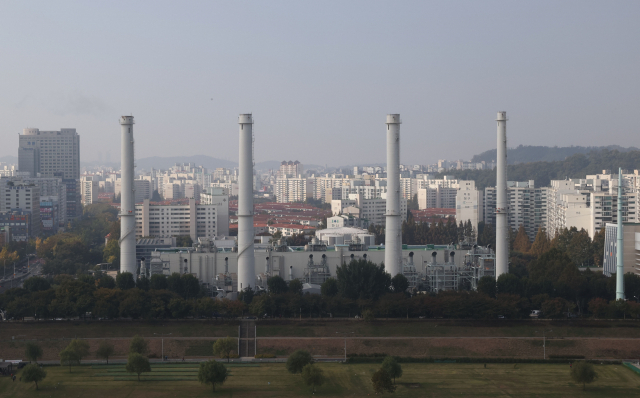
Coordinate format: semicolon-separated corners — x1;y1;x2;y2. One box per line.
124;113;497;297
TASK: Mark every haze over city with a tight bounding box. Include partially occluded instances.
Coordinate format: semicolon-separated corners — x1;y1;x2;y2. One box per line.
2;1;639;165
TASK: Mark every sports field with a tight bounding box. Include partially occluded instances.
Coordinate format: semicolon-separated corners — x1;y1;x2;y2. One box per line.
1;362;639;397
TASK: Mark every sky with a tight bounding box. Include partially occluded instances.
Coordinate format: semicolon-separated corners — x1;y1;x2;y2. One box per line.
1;1;639;166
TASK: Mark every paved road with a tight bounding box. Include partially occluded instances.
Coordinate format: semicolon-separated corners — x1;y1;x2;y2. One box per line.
0;261;43;294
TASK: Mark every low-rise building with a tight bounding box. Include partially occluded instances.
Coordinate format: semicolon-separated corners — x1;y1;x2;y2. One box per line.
327;214;369;229
0;210;36;242
331;193;407;226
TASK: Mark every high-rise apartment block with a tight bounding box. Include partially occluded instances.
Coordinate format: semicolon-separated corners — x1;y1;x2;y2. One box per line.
135;197;229;241
81;175;99;205
19;128;80;179
275;176;313;203
278;161;303;178
484;181;548;241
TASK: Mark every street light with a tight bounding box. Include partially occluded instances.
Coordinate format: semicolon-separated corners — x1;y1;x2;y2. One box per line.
154;332;172;360
335;332;354;362
535;330;553;360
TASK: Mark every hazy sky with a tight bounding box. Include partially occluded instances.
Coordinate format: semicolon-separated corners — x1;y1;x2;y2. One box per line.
1;1;639;166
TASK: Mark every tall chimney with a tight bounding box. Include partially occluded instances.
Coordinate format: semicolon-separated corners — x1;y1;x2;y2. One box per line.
495;111;509;279
119;116;136;275
616;167;625;300
237;114;255;291
385;114;402;276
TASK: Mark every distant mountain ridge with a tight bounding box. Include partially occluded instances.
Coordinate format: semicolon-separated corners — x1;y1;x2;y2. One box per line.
440;149;640;189
90;155;324;172
0;155;17;164
471;145;640;164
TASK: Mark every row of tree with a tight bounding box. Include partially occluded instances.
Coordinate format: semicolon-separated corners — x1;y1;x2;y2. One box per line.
4;257;638;321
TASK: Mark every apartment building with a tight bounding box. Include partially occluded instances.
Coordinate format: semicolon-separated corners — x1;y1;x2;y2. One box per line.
546;171;640;239
484;181;548;241
18;128;80;179
278;161;303;178
115;179;152;203
81;175;99;205
0;183;41;238
603;222;640;276
135;196;229;241
275;176;313;203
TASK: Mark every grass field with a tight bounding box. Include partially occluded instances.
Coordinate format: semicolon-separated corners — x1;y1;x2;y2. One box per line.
1;362;639;397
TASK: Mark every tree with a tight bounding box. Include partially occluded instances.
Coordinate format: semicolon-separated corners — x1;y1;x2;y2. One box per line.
21;363;46;390
477;276;496;298
301;363;326;393
130;335;149;355
512;225;532;253
371;368;396;394
182;274;202;299
23;276;50;292
530;227;551;256
212;337;236;363
137;276;150;291
175;235;193;247
592;228;606;267
25;342;43;363
286;349;313;374
336;259;391;301
381;356;403;384
150;274;168;290
238;286;255;305
97;340;115;364
267;276;288;294
116;272;136;290
98;274;116;289
496;273;521;296
103;238;120;269
288;279;303;295
570;361;597;390
567;229;594;266
321;278;338;297
126;352;151;381
198;360;229;393
59;339;90;372
391;274;409;293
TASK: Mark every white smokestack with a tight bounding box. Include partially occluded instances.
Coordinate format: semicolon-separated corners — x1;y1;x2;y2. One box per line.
385;114;402;276
119;116;136;275
616;167;625;300
495;111;509;278
237;114;255;291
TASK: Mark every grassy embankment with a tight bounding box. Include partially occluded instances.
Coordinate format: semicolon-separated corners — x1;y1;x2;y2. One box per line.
3;319;640;340
1;362;639;397
2;320;639;361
